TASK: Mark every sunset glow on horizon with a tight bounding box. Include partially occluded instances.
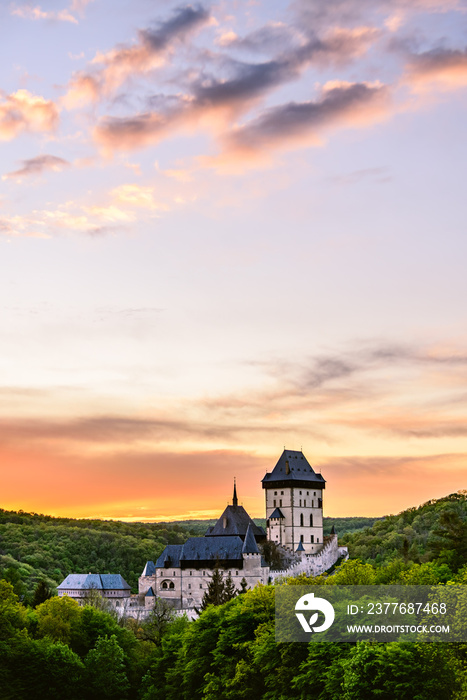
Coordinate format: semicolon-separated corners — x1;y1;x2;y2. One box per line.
1;0;467;522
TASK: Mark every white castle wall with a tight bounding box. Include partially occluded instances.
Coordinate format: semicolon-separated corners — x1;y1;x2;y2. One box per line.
269;535;347;583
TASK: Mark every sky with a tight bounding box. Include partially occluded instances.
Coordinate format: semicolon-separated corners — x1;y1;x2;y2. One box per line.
1;0;467;521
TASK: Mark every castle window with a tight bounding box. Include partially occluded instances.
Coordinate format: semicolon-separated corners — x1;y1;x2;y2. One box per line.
274;500;276;507
188;584;191;589
300;513;304;527
300;535;304;543
200;584;202;589
169;582;175;589
310;514;313;527
274;491;277;495
299;491;302;495
317;538;319;543
203;571;206;576
314;492;316;496
299;499;301;506
173;572;175;576
281;491;284;495
162;581;168;589
304;500;306;507
307;491;309;495
311;535;314;543
190;571;192;576
280;499;282;507
236;571;238;576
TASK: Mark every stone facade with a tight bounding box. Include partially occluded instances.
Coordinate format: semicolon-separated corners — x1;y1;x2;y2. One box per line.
139;449;346;613
263;449;325;554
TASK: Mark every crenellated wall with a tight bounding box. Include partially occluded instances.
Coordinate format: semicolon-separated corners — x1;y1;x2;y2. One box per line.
269;534;346;582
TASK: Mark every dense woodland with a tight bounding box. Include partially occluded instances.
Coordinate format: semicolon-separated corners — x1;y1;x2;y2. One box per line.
1;492;467;698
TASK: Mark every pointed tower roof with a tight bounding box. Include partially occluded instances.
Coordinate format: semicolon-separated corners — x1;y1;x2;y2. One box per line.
205;482;266;541
262;449;326;489
141;561;155;576
295;541;305;552
242;524;259;554
269;507;285;519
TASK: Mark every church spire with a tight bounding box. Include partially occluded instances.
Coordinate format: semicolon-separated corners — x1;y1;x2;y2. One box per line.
232;478;238;506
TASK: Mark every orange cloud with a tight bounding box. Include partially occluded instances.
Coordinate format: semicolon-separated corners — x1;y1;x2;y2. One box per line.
406;48;467;92
0;90;59;141
62;74;100;109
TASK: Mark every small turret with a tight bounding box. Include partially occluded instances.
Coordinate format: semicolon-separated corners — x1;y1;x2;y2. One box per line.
233;478;238;506
242;524;259;554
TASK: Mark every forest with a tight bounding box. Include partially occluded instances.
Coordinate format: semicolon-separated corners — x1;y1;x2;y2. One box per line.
1;492;467;699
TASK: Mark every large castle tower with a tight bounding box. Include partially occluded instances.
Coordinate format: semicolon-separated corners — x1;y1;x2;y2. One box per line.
262;449;325;554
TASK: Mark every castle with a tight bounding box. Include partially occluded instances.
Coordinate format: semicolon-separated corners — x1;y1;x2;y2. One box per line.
139;449;347;611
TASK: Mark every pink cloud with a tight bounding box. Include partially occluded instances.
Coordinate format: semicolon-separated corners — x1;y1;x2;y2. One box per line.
0;90;59;141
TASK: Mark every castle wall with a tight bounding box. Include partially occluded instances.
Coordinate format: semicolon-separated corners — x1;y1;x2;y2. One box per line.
269;534;346;582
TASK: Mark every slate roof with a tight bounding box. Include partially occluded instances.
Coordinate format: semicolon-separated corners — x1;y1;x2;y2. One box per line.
156;536;245;567
155;544;183;568
141;561;155;576
262;449;326;488
145;587;155;597
269;507;285;519
242;524;259;554
58;573;131;591
296;541;305;552
205;504;266;541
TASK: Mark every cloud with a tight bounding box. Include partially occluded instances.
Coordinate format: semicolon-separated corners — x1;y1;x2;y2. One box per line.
62;74;100;108
11;4;77;23
405;47;467;91
292;0;462;32
1;182;169;237
94;25;380;153
0;90;59;141
70;0;93;12
110;183;168;210
64;5;210;106
223;81;390;157
11;0;94;23
216;22;304;53
3;155;70;181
